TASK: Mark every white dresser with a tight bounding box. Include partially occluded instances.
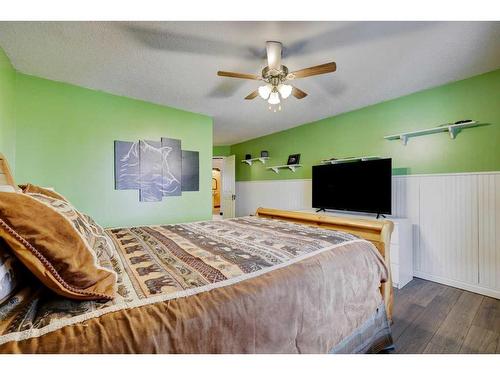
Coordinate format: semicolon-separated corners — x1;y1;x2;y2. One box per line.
297;209;413;289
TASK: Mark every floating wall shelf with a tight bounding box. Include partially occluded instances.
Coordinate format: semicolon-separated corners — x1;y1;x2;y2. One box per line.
321;156;381;164
241;157;270;166
267;164;303;174
384;120;479;145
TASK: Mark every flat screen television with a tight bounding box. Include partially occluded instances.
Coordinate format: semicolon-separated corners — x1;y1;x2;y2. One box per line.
312;158;392;215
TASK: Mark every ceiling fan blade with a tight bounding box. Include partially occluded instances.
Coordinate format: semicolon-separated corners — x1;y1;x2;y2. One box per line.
266;41;282;71
217;71;261;80
244;90;259;100
291;86;308;99
288;62;337;79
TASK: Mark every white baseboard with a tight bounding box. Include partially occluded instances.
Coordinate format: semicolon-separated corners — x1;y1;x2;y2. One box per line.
414;271;500;299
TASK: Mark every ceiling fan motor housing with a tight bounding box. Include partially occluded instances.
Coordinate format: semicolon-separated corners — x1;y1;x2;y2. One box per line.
262;65;288;86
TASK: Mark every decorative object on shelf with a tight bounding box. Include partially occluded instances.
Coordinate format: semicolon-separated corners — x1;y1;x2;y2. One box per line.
114;138;199;202
245;154;252;160
320;156;381;164
260;150;269;158
267;164;303;174
384;120;481;145
439;119;473;127
287;154;301;165
323;157;338;163
241;157;270;166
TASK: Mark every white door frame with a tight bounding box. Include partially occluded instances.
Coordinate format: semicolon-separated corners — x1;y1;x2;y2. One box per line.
213;155;236;219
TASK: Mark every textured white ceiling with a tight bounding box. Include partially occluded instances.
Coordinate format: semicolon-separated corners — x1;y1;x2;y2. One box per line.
0;21;499;145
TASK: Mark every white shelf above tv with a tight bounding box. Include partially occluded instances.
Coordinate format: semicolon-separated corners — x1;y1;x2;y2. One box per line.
384;120;479;145
320;156;381;164
267;164;302;174
241;157;270;166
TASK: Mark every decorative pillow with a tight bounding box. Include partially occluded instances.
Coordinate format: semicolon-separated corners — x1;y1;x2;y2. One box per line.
17;185;112;261
26;192;117;273
19;183;69;202
0;239;21;304
0;192;116;301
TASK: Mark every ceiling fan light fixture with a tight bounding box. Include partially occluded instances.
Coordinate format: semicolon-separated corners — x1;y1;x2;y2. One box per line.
217;41;335;109
278;84;293;99
268;91;280;105
258;84;272;100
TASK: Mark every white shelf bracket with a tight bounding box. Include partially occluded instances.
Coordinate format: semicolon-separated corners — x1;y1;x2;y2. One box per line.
270;167;280;174
243;160;252;166
288;165;297;172
448;126;459;139
400;135;408;146
258;158;267;164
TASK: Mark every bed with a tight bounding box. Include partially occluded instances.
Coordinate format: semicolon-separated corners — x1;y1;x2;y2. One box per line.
0;154;394;354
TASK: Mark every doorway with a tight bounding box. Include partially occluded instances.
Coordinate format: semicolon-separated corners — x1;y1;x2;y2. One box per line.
212;166;221;217
212;155;236;220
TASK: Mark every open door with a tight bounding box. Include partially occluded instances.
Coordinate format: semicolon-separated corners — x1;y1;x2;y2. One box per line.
221;155;236;219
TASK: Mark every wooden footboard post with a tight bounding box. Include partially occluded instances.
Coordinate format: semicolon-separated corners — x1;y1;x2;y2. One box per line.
0;153;16;188
255;207;394;323
379;221;394;323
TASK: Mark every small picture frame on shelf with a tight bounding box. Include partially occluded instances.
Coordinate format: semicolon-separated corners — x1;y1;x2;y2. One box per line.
260;150;269;158
245;154;252;160
287;154;300;165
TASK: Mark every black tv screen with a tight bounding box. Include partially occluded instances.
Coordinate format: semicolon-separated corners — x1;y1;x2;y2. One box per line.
312;159;392;215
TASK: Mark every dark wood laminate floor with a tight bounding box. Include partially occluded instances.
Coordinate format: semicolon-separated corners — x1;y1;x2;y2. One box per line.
392;278;500;354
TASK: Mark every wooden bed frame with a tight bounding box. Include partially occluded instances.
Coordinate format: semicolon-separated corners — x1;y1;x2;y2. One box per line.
0;153;15;188
256;207;394;322
0;154;394;321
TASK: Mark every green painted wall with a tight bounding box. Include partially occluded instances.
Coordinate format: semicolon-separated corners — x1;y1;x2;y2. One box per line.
213;145;231;156
0;48;16;170
13;73;213;227
231;69;500;181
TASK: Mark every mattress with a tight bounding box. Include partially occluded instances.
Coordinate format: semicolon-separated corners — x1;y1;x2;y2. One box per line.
0;216;390;353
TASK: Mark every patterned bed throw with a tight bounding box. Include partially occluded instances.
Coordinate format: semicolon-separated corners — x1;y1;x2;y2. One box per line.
109;216;361;298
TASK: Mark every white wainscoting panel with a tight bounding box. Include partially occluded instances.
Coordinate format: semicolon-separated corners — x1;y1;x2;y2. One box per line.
235;171;500;298
236;179;312;217
417;174;479;285
478;174;500;291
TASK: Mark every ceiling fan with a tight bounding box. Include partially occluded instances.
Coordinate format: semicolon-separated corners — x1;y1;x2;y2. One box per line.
217;41;336;111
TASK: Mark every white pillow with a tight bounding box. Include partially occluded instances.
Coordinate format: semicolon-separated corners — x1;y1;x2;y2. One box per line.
0;185;15;193
0;245;20;304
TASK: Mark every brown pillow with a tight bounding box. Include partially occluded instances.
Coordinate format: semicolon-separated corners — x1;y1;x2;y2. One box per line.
26;192;118;274
0;192;116;301
19;183;69;202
